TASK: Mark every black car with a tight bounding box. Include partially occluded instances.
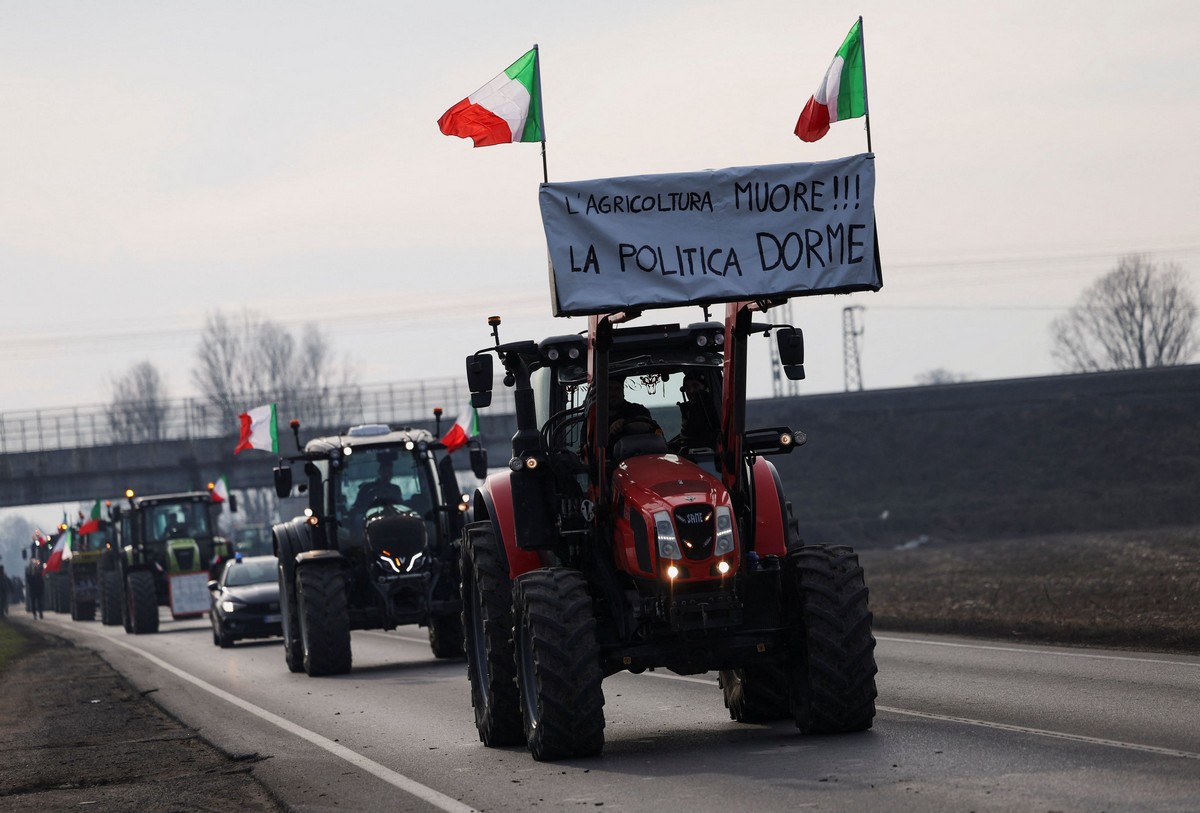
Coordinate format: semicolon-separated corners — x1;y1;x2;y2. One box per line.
208;555;282;648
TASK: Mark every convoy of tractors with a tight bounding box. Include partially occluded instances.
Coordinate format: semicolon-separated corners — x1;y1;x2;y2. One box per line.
17;154;881;762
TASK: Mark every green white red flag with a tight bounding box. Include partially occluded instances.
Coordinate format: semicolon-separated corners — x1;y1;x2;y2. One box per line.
440;405;480;453
211;476;230;503
78;499;103;535
438;47;544;147
45;529;72;572
234;403;278;455
794;18;867;142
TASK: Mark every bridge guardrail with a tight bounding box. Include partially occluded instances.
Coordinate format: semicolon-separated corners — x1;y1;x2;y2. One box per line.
0;378;515;454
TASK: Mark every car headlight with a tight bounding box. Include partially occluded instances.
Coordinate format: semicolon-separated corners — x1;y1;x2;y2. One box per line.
220;600;240;613
654;510;681;560
714;506;735;555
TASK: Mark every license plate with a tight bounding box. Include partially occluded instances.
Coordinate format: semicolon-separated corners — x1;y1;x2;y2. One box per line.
263;614;282;623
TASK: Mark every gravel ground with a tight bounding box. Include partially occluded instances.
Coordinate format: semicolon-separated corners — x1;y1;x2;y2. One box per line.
0;622;283;813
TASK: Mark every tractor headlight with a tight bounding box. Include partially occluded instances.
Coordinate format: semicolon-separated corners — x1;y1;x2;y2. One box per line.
714;506;735;555
654;510;681;560
220;600;240;613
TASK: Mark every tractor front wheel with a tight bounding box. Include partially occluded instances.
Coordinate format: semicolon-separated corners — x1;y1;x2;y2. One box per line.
787;545;878;734
513;567;605;761
100;571;122;626
126;571;159;635
429;613;465;659
297;564;352;676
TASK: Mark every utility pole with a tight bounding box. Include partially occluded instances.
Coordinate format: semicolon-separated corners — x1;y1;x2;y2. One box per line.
769;299;800;397
843;305;865;392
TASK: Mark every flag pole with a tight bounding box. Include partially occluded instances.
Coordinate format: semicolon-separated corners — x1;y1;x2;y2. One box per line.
858;16;873;153
534;43;549;183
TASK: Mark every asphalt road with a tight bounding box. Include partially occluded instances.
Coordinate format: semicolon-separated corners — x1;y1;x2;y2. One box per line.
32;612;1200;812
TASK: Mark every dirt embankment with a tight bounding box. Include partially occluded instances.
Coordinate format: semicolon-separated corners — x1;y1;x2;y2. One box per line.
0;627;282;812
859;526;1200;654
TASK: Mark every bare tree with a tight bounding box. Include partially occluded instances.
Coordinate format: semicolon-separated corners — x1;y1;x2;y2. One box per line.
192;309;362;432
107;361;170;442
1051;255;1199;372
915;368;972;386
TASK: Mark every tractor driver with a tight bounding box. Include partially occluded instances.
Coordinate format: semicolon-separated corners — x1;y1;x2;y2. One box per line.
585;377;662;460
353;456;407;515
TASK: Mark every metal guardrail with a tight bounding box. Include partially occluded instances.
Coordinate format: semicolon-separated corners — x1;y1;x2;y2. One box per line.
0;378;515;454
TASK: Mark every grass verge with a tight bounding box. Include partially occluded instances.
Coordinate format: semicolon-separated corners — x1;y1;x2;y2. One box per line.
0;617;36;674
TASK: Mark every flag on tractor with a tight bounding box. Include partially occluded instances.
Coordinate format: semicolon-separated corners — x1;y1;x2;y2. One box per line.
45;529;72;572
440;406;480;453
794;18;867;142
438;46;544;147
234;403;278;454
78;499;103;535
211;475;230;503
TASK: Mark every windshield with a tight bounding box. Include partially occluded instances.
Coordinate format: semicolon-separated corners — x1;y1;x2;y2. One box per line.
338;447;430;524
145;502;212;541
222;559;276;587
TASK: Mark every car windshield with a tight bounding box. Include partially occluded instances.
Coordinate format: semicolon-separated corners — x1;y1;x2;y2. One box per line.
223;559;276;587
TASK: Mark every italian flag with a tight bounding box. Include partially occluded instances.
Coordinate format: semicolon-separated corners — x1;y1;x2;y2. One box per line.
794;18;867;143
440;405;480;453
438;47;544;147
234;403;278;455
78;499;103;535
211;475;230;504
45;529;72;573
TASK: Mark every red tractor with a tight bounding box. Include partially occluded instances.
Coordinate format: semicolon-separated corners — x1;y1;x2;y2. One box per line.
460;303;878;761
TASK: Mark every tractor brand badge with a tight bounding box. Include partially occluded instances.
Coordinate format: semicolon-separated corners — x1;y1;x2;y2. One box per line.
580;500;595;522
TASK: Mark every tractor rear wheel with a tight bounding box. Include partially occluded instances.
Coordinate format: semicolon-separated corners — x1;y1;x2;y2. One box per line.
297;564;352;676
429;613;465;659
278;561;304;673
126;571;160;635
787;545;878;734
461;522;523;747
719;663;791;722
513;568;605;761
100;571;122;626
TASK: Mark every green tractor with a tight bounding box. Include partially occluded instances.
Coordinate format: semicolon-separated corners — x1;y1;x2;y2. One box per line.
101;487;234;634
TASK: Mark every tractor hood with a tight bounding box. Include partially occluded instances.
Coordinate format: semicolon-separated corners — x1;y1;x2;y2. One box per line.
611;454;731;514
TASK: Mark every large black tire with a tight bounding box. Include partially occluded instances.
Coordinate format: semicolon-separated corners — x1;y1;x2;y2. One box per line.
719;663;792;723
297;564;352;676
513;568;605;761
429;613;465;659
461;522;524;746
100;571;122;626
278;560;305;673
787;545;878;734
126;571;160;635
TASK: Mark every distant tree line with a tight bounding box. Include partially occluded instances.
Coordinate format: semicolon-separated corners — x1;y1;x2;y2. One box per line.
106;309;361;443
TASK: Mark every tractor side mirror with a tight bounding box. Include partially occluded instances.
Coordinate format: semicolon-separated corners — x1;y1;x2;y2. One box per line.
466;354;494;408
273;465;293;499
469;441;488;481
228;494;238;513
21;548;27;560
110;505;122;522
776;327;805;381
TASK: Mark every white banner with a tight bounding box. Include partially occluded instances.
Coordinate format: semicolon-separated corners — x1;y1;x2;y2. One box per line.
540;154;882;317
169;572;211;617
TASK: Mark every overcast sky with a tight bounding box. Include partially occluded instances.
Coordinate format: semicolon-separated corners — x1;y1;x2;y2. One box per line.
1;0;1197;420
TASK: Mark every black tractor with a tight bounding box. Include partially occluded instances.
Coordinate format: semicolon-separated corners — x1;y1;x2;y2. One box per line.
272;421;486;676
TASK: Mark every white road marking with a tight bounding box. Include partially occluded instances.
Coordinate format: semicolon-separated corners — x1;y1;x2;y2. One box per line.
632;669;1200;760
875;635;1200;668
876;705;1200;760
98;632;480;813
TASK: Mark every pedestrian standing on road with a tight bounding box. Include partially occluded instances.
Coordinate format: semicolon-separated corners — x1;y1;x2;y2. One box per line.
0;565;9;616
27;560;45;619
